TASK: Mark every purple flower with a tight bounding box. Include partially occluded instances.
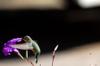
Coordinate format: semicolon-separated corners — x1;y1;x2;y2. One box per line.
2;38;22;56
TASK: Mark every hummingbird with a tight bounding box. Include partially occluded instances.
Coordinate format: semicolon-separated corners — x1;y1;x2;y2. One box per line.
10;35;41;63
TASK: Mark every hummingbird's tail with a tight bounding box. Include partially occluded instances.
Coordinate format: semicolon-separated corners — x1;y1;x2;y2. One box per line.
35;53;40;63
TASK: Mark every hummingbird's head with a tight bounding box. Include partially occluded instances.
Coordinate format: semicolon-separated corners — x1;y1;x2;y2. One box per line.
23;35;32;42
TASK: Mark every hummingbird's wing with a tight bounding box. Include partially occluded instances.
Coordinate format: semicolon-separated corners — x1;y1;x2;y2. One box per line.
10;43;33;50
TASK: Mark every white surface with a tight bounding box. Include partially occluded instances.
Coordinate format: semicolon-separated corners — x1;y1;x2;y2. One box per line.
0;0;65;10
1;42;100;66
77;0;100;8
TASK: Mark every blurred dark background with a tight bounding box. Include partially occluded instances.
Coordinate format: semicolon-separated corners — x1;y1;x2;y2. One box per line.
0;0;100;59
